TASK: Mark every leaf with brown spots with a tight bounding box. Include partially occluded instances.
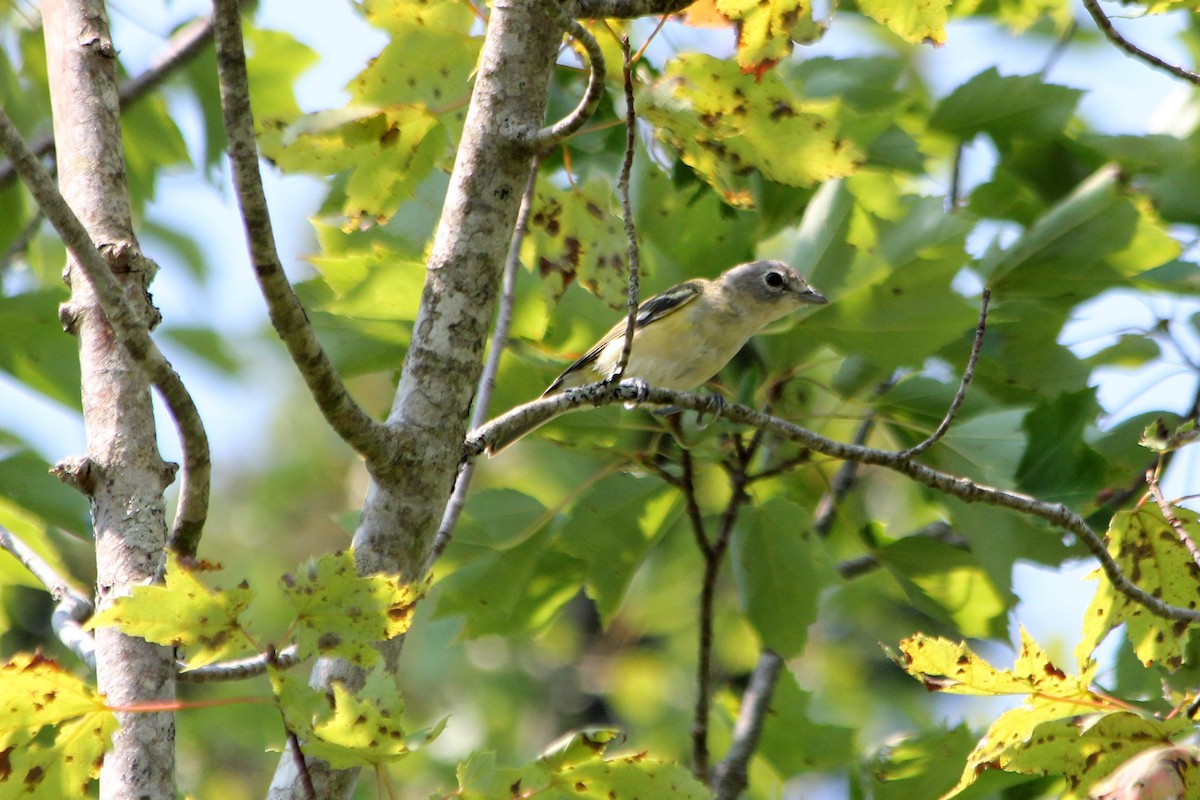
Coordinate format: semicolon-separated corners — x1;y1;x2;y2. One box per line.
270;664;445;769
1076;506;1200;672
711;0;826;73
0;654;117;798
640;54;862;209
520;177;628;309
87;553;255;670
282;549;424;667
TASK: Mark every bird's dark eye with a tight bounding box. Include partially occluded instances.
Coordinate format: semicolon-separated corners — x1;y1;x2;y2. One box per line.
764;271;785;288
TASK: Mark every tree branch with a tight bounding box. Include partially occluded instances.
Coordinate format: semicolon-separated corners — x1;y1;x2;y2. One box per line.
1081;0;1200;85
209;0;391;465
0;108;211;559
428;155;542;569
466;380;1200;623
573;0;695;18
527;20;607;149
710;649;784;800
177;645;300;683
268;0;567;793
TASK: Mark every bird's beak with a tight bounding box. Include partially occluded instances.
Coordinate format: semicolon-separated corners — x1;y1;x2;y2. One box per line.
799;287;828;305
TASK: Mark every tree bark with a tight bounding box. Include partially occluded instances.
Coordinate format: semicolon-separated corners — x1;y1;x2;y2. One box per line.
42;1;176;797
266;0;565;796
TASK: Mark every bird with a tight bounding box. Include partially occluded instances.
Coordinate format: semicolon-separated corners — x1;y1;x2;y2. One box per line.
488;259;827;453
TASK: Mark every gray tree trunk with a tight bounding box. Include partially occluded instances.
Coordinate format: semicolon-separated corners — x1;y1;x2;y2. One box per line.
42;1;176;797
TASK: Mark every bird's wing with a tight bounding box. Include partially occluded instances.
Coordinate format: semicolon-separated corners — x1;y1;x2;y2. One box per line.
542;280;705;396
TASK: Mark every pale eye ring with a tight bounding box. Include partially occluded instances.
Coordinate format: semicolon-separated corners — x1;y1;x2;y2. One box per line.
764;271;785;288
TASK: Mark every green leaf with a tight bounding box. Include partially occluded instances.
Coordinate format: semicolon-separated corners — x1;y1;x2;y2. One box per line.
244;25;317;121
448;488;551;555
434;526;587;637
1015;390;1108;506
161;327;241;375
282;550;423;666
641;54;862;208
558;474;680;623
0;450;89;536
751;668;856;773
803;195;978;368
1083;334;1160;369
521;176;629;310
0;654;117;798
731;497;838;658
876;534;1011;638
985;169;1178;301
632;154;757;275
121;92;190;206
1076;506;1200;671
0;290;81;409
930;68;1081;143
88;553;255;670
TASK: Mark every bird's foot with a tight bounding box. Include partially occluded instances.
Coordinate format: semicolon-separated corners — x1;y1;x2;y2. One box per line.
618;377;650;410
695;393;726;429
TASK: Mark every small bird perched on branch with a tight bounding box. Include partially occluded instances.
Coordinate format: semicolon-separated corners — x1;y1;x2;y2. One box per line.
489;259;827;453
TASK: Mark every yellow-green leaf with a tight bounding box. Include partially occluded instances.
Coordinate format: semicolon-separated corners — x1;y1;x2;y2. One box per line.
1075;505;1200;671
87;554;254;670
281;550;423;667
0;654;117;798
857;0;950;45
714;0;821;73
896;628;1092;698
955;712;1194;800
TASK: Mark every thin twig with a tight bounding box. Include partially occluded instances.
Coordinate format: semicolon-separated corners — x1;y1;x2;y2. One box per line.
0;13;217;190
0;108;212;559
897;288;989;460
710;649;784;800
177;644;301;682
693;447;752;781
0;522;96;669
1147;468;1200;570
427;156;542;569
465;380;1200;623
612;35;641;383
527;20;607;148
1081;0;1200;85
209;0;390;465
